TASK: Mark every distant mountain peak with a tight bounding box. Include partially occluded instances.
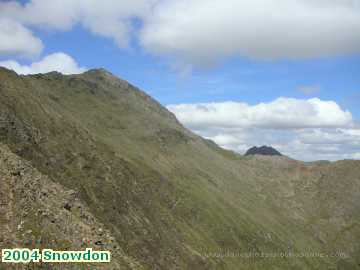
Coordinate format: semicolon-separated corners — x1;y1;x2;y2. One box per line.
245;145;282;156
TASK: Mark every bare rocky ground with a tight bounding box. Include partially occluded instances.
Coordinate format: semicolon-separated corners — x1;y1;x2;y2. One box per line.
0;143;141;270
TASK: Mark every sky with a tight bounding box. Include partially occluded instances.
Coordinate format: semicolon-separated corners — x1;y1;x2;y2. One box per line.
0;0;360;161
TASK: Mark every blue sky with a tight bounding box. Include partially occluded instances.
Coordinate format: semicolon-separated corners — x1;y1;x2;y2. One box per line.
27;25;360;118
0;0;359;160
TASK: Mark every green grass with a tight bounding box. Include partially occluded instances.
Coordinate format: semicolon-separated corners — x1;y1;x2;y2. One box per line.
0;67;359;269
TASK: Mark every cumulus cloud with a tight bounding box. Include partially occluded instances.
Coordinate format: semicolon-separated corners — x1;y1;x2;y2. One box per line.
140;0;360;65
0;18;43;57
1;0;360;64
0;0;157;48
0;52;86;75
168;98;353;129
167;98;359;161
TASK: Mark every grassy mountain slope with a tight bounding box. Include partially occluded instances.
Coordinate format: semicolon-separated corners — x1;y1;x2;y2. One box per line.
0;67;359;269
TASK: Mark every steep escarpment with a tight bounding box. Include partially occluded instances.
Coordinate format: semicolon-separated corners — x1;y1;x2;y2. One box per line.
0;67;359;269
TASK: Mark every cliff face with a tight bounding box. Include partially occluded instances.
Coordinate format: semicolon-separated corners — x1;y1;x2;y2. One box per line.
0;67;359;269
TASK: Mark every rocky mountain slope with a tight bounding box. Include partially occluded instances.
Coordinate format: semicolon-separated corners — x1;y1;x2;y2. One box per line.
0;67;359;269
0;143;139;270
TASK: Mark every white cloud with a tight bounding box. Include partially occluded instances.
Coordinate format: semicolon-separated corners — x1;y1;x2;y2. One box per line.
140;0;360;65
0;52;86;75
352;153;360;159
167;98;359;161
0;18;43;57
2;0;360;64
168;98;353;129
0;0;158;48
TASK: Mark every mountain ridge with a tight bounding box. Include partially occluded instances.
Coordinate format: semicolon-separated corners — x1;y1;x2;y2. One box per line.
0;67;359;269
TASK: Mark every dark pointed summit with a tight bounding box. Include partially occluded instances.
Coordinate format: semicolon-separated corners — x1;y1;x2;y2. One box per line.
245;145;282;156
